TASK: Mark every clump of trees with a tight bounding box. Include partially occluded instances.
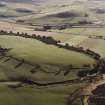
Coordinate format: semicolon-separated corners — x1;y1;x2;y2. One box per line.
64;65;73;76
77;58;105;78
0;46;12;56
78;20;92;25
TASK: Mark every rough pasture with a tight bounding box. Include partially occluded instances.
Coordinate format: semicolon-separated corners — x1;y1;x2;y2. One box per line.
79;38;105;57
64;36;88;46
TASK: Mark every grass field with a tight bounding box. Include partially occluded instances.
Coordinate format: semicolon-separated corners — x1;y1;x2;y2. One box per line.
0;35;95;82
65;36;88;46
79;38;105;58
51;27;105;37
53;28;105;58
0;35;91;105
0;83;85;105
0;35;95;66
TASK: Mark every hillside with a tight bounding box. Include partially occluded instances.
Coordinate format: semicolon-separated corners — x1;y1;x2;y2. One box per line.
0;33;95;105
0;0;105;105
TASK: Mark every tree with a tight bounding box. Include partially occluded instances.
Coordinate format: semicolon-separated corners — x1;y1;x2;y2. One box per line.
77;70;89;77
17;32;20;35
84;13;89;17
64;65;73;76
65;43;69;47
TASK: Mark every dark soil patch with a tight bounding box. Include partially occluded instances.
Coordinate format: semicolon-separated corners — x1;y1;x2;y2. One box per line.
49;12;78;18
88;84;105;105
92;8;105;14
15;8;33;13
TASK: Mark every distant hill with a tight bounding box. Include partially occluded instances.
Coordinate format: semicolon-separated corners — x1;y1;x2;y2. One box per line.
0;0;74;4
0;0;33;3
0;0;50;4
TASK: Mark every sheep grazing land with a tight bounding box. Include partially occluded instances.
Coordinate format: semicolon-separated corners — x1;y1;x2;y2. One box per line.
0;0;105;105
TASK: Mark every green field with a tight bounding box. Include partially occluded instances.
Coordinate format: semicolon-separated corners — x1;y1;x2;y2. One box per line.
0;35;95;82
0;35;95;66
0;34;94;105
0;84;85;105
